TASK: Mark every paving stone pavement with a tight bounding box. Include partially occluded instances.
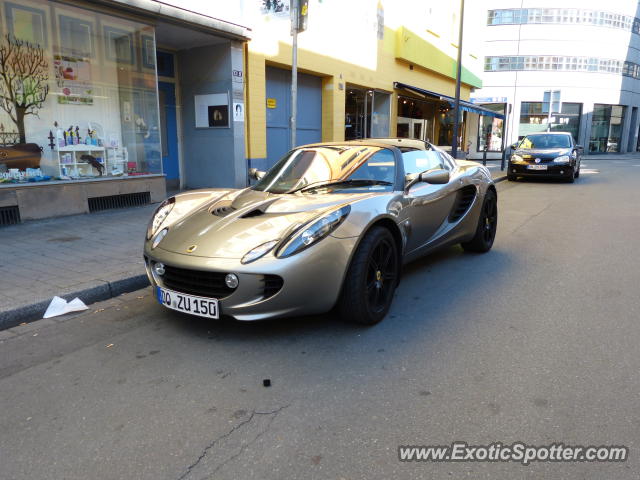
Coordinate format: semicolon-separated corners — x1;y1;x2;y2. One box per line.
0;204;157;328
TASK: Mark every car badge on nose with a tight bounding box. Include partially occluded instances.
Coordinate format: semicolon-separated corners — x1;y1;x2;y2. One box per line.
186;245;198;253
535;158;541;163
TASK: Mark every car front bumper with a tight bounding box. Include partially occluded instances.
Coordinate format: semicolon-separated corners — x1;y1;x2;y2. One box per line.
508;161;574;178
143;235;357;321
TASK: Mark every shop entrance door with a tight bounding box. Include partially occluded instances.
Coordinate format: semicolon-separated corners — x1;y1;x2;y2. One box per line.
158;81;179;188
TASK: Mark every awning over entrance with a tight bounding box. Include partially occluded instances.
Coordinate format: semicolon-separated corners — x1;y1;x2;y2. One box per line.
394;82;505;119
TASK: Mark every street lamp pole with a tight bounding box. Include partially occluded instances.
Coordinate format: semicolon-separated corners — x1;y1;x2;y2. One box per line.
290;0;299;150
451;0;465;159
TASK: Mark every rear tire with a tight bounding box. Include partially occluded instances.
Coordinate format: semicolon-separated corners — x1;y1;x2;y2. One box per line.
507;174;517;181
461;189;498;253
338;227;399;325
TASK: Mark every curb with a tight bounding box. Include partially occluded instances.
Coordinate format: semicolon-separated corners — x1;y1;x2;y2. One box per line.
494;174;508;183
0;274;150;331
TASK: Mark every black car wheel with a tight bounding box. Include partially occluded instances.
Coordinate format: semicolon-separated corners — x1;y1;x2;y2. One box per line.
461;189;498;253
507;173;517;181
574;161;580;178
339;227;399;325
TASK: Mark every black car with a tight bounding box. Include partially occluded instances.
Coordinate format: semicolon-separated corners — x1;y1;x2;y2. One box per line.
508;132;583;183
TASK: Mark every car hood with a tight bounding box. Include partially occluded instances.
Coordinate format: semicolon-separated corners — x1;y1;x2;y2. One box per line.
156;188;376;258
515;148;571;159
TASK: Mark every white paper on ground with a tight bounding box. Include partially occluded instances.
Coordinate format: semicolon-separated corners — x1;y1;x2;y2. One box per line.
43;296;89;318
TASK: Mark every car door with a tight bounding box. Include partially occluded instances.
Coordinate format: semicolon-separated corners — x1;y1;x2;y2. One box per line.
400;150;458;254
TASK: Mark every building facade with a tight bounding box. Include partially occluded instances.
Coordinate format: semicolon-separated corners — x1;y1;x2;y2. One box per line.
470;0;640;159
0;0;250;222
243;0;493;171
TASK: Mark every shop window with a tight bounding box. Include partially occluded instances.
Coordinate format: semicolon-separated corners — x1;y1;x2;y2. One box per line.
519;102;581;141
0;0;162;185
477;106;505;152
344;87;390;140
589;104;626;152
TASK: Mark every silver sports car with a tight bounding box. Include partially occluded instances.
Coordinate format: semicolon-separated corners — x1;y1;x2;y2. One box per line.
143;139;497;325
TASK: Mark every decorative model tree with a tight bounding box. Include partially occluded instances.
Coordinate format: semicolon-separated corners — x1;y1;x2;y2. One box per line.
0;34;49;144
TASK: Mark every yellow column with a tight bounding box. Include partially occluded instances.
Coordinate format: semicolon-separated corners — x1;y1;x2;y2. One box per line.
245;51;267;160
321;76;345;142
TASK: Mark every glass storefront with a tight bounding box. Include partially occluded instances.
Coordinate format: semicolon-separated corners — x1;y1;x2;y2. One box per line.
477;104;505;152
345;87;390;140
519;102;582;141
396;95;436;143
589;104;626;153
0;0;161;185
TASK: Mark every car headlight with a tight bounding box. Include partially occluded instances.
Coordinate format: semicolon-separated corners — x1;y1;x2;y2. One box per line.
554;155;570;163
151;228;168;249
511;154;523;162
241;240;279;264
277;205;351;258
146;197;175;240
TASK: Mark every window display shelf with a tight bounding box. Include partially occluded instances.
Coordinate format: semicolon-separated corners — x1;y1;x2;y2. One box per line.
55;145;128;177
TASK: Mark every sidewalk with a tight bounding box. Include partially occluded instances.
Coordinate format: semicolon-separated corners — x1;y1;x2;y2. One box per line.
0;166;510;330
0;204;156;329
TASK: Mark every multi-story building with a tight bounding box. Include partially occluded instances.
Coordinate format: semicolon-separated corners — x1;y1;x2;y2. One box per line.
470;0;640;160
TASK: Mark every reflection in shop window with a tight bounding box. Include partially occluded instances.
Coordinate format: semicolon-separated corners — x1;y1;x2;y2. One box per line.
0;0;162;185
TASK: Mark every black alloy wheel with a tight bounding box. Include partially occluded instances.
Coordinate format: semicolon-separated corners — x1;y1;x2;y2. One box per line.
339;227;399;325
461;189;498;253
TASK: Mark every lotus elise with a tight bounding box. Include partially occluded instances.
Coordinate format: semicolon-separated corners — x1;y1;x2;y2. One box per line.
143;139;497;325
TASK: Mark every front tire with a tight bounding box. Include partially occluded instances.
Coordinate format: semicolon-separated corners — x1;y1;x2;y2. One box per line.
461;189;498;253
338;227;399;325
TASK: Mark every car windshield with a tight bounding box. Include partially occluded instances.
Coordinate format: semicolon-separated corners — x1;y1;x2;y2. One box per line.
519;134;571;149
252;145;396;194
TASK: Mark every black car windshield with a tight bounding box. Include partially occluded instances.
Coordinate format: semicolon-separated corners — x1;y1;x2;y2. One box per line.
252;145;396;194
519;134;571;149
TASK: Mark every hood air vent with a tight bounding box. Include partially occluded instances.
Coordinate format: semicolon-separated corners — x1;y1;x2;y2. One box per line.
211;203;236;217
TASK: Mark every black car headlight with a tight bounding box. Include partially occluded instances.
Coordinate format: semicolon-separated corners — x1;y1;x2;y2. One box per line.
510;154;523;163
554;155;570;164
146;197;175;240
277;205;350;258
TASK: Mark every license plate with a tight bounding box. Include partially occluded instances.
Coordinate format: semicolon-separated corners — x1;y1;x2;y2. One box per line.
527;164;548;170
156;286;219;319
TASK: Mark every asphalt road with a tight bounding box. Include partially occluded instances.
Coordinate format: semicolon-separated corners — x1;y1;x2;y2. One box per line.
1;160;639;480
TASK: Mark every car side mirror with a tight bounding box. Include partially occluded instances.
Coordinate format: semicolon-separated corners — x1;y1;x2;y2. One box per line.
420;169;450;184
575;145;583;152
249;168;266;180
405;169;450;190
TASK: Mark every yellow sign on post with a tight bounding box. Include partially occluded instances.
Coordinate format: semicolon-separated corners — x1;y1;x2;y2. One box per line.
266;98;277;109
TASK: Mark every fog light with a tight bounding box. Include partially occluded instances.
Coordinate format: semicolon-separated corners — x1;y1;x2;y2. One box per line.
560;170;564;174
225;273;239;289
153;262;165;276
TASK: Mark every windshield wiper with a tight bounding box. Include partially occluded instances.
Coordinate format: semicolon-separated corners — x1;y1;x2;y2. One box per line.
294;179;393;193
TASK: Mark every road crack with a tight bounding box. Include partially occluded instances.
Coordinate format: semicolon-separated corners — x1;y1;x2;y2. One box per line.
176;404;290;480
